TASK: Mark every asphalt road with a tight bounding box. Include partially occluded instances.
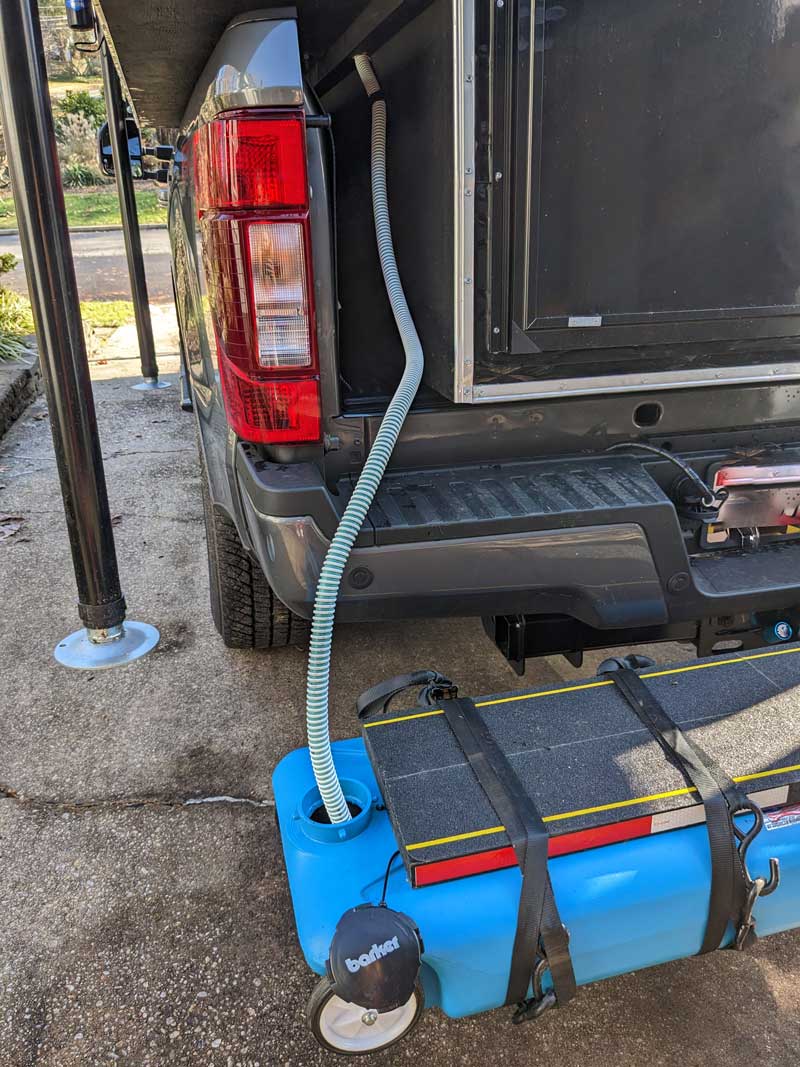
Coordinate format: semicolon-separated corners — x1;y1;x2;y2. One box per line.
0;226;173;302
1;345;800;1065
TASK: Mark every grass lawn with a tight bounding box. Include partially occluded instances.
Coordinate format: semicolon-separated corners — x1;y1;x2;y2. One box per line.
80;301;136;328
0;189;166;231
0;297;136;361
2;296;135;334
47;76;103;98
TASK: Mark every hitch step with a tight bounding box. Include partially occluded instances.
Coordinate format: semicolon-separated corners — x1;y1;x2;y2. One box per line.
362;644;800;888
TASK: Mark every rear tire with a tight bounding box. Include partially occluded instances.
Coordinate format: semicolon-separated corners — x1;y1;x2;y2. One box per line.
199;453;310;650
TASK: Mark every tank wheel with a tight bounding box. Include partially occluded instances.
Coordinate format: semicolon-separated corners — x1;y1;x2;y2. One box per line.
306;976;423;1055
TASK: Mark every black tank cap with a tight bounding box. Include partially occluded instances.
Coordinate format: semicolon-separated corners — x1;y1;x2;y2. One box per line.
326;904;422;1012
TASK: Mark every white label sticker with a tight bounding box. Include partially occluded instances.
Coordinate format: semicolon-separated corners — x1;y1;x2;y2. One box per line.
568;315;603;328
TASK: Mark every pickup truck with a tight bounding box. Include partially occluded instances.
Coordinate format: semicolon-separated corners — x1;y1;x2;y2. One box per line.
99;0;800;671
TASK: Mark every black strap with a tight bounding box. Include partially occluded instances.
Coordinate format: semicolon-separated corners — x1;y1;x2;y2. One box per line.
356;670;456;719
605;667;752;953
440;698;576;1009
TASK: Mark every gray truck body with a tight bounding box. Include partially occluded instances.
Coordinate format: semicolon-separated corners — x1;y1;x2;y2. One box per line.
99;1;800;658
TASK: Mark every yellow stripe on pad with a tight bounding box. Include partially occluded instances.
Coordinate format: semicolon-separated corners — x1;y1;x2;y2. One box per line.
363;708;446;728
363;645;800;730
404;762;800;852
407;825;507;851
363;680;615;728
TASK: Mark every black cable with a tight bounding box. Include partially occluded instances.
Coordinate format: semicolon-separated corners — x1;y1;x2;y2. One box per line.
379;850;401;906
606;442;724;506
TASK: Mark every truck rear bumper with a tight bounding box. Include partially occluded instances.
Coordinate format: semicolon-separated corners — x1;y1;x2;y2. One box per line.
235;444;800;625
239;509;668;624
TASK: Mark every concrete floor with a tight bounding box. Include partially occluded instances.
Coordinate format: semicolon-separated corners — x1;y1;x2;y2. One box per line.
1;338;799;1066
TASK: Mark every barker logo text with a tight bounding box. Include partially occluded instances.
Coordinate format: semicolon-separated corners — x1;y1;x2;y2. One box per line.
345;937;401;972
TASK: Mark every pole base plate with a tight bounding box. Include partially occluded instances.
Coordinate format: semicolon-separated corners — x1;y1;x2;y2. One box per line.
54;621;160;669
133;379;172;391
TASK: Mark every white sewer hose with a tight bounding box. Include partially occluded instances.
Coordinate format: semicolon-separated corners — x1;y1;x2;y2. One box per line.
304;54;426;823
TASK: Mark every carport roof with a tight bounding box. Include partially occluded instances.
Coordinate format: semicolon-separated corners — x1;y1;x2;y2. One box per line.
97;1;367;128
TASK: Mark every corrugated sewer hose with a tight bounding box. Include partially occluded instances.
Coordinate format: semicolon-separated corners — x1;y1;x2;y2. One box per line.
304;53;426;823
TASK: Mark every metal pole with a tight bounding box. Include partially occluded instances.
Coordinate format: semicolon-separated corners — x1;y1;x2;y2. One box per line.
0;0;159;667
99;35;169;391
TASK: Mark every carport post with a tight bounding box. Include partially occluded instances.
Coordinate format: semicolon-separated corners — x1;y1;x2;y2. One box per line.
99;35;170;391
0;0;159;668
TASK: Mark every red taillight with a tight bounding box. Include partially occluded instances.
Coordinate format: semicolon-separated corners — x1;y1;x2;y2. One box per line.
195;110;320;445
195;115;308;212
218;364;321;445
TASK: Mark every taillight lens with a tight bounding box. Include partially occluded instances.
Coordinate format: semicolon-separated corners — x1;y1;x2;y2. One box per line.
195;110;320;445
195;115;308;212
248;222;312;369
218;366;321;445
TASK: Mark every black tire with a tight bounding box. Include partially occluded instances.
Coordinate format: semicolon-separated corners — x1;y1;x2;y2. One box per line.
199;453;310;650
306;976;424;1056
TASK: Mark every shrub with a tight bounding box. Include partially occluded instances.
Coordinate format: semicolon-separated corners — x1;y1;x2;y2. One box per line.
55;113;107;187
0;281;33;363
57;89;106;130
55;112;97;162
62;161;103;188
0;337;25;360
0;287;34;334
0;333;27;361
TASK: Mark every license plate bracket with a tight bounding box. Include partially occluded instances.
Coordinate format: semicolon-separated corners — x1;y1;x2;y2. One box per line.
702;463;800;549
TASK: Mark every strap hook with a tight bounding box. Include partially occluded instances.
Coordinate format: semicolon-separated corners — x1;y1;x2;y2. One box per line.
511;926;572;1025
512;957;557;1024
729;798;780;950
730;798;780;897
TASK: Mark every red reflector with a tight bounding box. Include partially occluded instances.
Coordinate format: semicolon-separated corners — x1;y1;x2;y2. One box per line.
414;846;517;887
196;114;308;212
547;816;654;857
412;815;656;887
218;359;321;445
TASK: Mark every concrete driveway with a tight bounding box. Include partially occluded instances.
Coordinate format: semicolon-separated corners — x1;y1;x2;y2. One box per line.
0;227;173;302
1;339;799;1066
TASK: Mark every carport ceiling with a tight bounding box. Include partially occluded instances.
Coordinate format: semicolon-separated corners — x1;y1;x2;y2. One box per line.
97;1;368;128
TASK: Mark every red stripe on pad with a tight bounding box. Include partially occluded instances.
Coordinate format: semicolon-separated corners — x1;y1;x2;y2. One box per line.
413;815;655;887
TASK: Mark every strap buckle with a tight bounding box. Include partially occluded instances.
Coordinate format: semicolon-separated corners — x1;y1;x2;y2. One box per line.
356;669;457;720
734;878;765;951
597;653;657;674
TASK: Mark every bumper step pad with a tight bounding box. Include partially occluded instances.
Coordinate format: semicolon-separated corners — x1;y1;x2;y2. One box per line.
339;454;676;544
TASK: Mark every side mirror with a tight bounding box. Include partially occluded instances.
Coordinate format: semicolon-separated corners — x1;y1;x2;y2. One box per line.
98;118;143;177
97;121;173;181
